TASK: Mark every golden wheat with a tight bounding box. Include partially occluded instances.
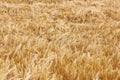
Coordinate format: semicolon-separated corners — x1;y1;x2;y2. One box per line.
0;0;120;80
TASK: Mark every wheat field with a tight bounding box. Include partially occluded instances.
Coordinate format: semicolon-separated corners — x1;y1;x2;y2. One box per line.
0;0;120;80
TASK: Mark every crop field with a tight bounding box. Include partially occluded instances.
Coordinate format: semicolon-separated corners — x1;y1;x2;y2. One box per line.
0;0;120;80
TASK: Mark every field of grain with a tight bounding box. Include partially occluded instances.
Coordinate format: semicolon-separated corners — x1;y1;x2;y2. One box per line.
0;0;120;80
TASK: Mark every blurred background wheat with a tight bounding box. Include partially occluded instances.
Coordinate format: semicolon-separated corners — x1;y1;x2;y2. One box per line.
0;0;120;80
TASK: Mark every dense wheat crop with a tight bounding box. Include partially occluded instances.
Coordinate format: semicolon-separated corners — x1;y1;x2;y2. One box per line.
0;0;120;80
